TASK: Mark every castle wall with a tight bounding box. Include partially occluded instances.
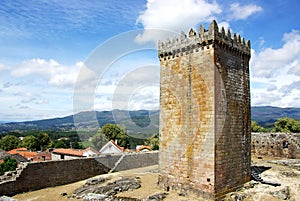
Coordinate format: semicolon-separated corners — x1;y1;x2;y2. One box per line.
0;151;158;196
158;20;251;200
214;36;251;196
252;133;300;159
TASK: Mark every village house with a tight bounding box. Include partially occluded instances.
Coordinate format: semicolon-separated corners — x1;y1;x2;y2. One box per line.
136;145;152;152
99;140;153;154
51;147;100;160
8;148;37;161
7;147;52;162
99;140;124;154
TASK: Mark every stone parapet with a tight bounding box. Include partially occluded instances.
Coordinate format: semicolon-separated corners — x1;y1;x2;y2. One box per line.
158;20;250;60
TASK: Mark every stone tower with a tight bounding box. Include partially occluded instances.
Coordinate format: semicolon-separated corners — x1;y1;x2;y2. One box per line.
158;20;251;200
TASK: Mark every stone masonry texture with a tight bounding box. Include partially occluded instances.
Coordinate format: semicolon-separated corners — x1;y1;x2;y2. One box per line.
158;20;251;200
252;133;300;159
0;151;158;196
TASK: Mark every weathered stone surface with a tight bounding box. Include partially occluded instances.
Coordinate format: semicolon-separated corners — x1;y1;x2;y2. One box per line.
0;152;158;197
84;177;107;187
252;133;300;159
145;192;168;201
83;193;107;201
71;177;141;200
0;196;18;201
270;186;290;200
158;20;251;200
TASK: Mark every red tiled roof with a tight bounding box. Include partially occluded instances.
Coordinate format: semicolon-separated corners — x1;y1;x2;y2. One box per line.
110;140;125;151
8;148;37;160
52;148;84;157
8;147;28;154
83;147;100;155
17;152;37;159
136;145;152;152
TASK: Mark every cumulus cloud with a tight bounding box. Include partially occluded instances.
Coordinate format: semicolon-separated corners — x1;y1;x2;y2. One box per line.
11;58;81;88
251;30;300;78
136;0;221;42
250;30;300;107
229;3;262;20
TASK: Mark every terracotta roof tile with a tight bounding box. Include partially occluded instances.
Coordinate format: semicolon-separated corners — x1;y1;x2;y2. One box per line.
8;147;28;154
136;145;152;152
52;148;84;157
17;152;37;159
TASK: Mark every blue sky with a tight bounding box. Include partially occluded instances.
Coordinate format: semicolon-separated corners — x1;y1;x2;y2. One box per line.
0;0;299;121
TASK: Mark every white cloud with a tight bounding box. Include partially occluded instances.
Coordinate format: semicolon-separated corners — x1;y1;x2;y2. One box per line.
251;30;300;78
229;3;262;20
218;21;230;31
250;30;300;107
0;63;9;72
11;58;81;88
136;0;221;42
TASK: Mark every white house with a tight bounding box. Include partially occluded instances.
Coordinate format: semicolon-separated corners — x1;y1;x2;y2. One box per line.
83;147;100;157
52;147;100;160
99;140;124;154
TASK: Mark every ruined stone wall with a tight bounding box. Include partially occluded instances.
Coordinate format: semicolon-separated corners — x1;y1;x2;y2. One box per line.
0;151;158;196
158;20;251;200
252;133;300;159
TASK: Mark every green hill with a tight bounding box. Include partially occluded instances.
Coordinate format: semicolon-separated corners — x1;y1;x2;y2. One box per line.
0;110;159;135
251;106;300;128
0;106;299;133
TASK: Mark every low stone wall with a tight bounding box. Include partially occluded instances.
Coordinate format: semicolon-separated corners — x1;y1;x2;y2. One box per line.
252;133;300;159
95;151;159;171
0;151;159;196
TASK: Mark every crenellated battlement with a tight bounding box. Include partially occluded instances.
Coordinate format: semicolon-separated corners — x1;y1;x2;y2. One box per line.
158;20;251;59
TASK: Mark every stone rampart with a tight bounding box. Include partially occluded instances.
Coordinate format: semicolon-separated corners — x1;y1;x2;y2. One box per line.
252;133;300;159
0;151;158;196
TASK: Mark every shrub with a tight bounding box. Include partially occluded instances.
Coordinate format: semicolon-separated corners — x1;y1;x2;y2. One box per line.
0;157;18;176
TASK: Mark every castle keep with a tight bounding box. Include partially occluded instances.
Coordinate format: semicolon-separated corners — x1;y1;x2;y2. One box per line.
158;20;251;199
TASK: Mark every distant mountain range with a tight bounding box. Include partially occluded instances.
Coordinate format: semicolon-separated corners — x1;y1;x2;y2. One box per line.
0;110;159;134
251;106;300;128
0;106;299;133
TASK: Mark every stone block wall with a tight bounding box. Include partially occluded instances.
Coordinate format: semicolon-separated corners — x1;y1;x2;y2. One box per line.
0;151;158;196
252;133;300;158
158;20;251;200
214;29;251;196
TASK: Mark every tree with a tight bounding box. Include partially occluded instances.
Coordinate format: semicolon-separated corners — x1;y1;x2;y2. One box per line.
274;117;300;133
37;132;51;151
145;133;159;150
54;140;67;148
19;135;39;151
98;124;129;148
251;121;267;132
0;135;20;151
0;157;18;175
91;132;109;150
